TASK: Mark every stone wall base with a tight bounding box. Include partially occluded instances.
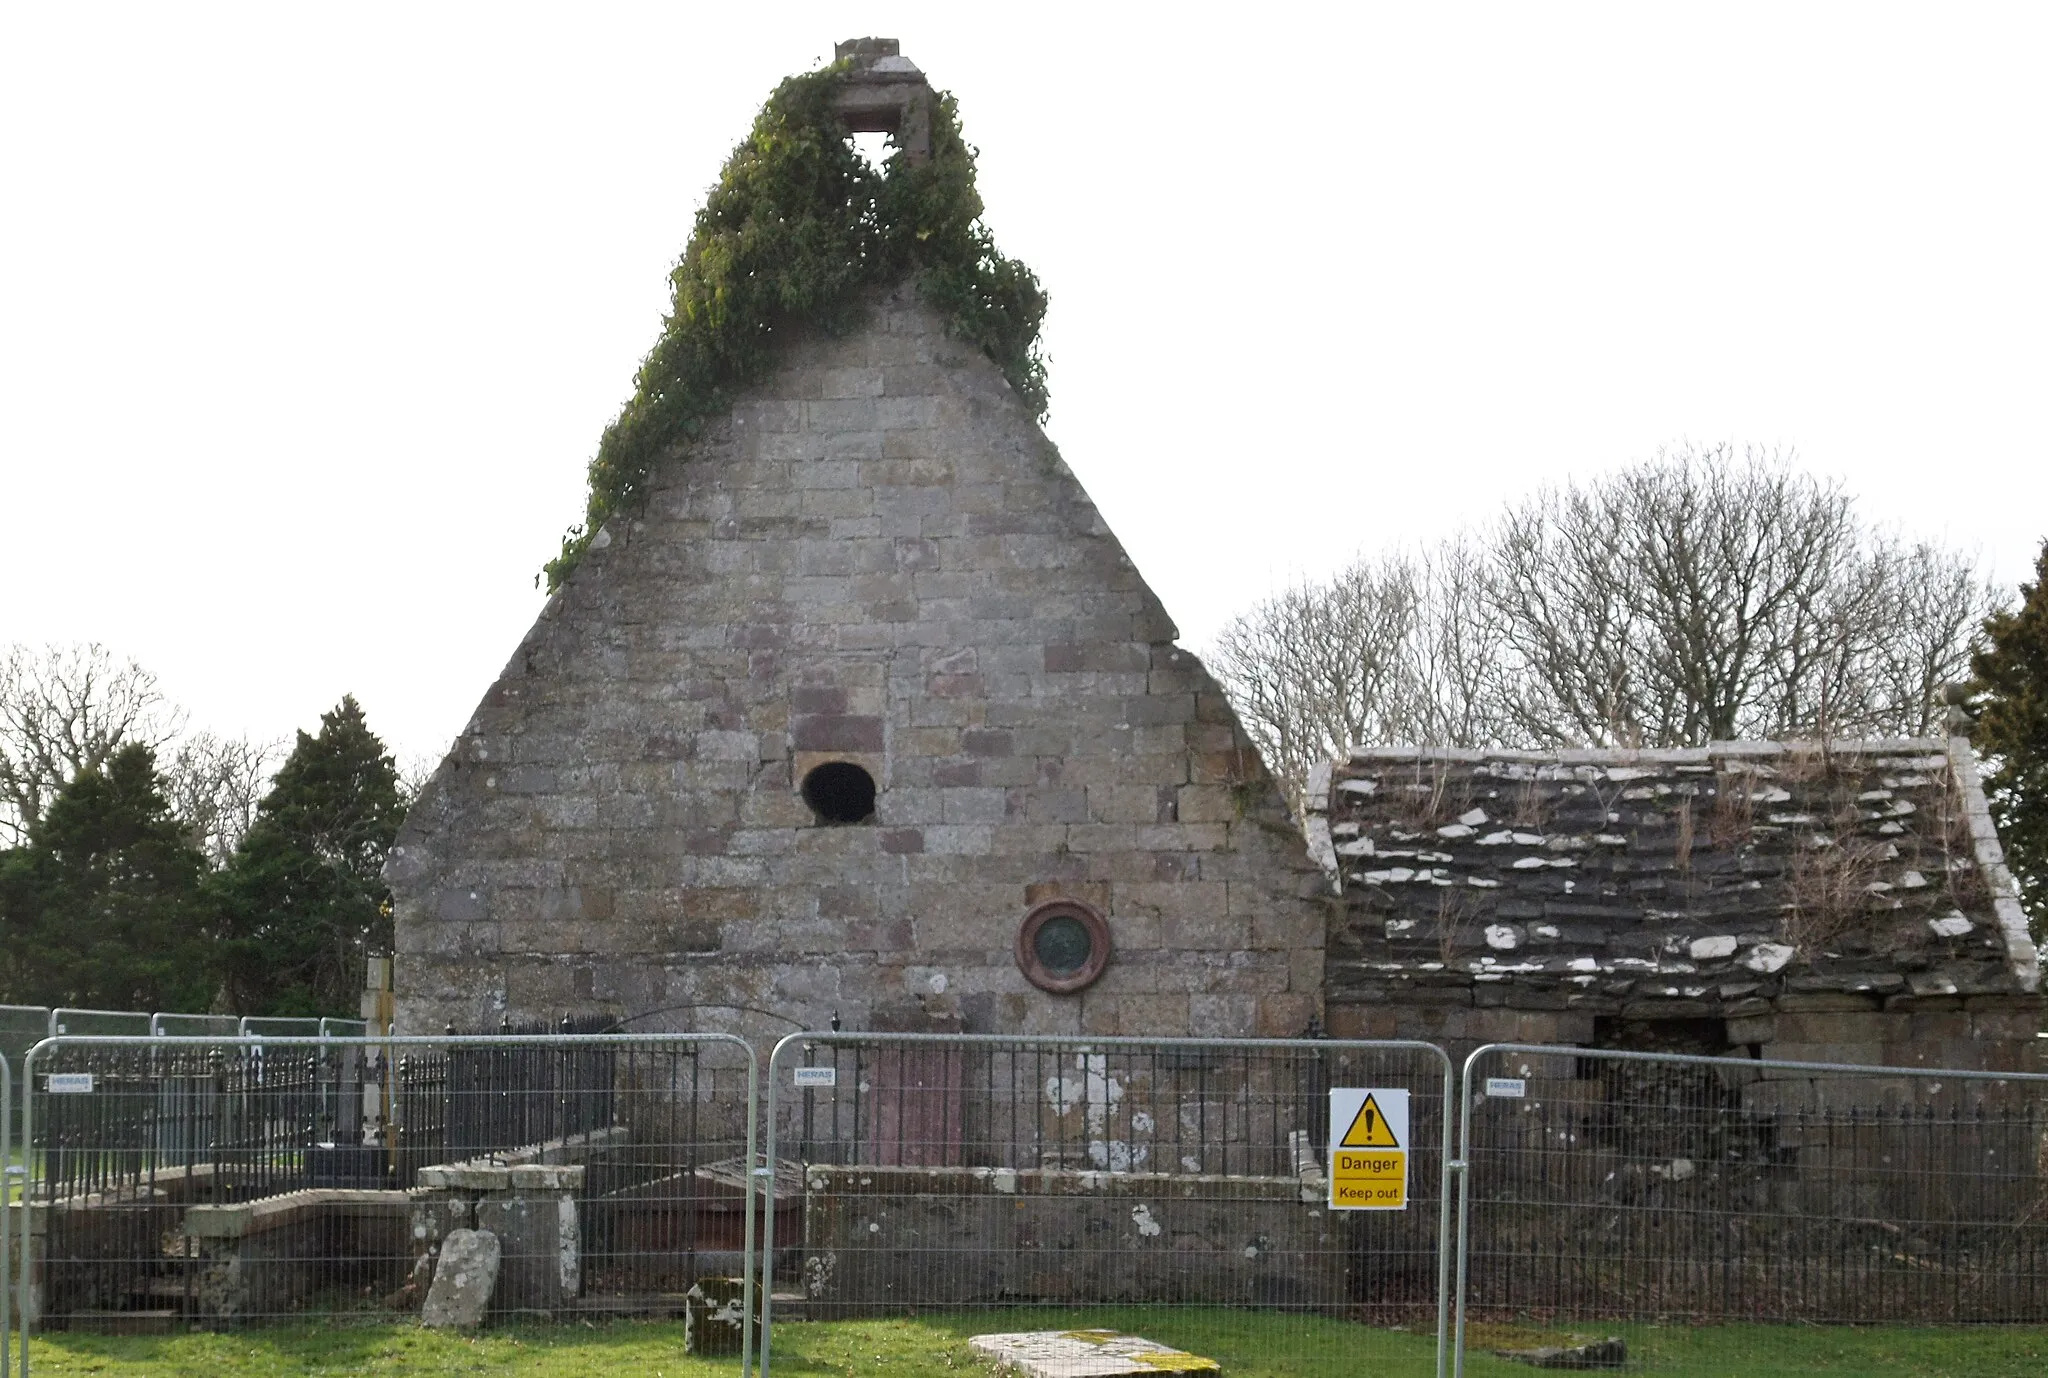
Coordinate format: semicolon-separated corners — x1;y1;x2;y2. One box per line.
797;1163;1428;1313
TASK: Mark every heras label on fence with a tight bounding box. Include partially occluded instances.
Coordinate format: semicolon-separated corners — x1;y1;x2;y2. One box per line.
47;1073;94;1094
1486;1077;1527;1098
1328;1088;1407;1211
792;1065;837;1088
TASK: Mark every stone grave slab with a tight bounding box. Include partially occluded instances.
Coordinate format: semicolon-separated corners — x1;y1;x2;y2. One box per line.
968;1330;1221;1375
421;1227;500;1329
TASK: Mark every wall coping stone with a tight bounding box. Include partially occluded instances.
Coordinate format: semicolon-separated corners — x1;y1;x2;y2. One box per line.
414;1163;585;1194
1948;736;2042;992
184;1188;410;1240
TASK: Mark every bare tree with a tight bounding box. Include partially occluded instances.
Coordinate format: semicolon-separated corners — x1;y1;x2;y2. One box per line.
1210;547;1526;814
0;643;185;845
396;750;441;806
1210;556;1426;815
1485;448;2001;747
1485;447;1866;746
1407;539;1516;747
1209;446;2004;814
162;731;282;866
1863;539;1996;738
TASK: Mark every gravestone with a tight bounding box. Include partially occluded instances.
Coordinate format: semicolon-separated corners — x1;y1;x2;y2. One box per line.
420;1227;500;1329
969;1330;1220;1376
684;1276;750;1356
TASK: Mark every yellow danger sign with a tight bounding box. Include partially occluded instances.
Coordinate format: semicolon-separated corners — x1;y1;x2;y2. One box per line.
1338;1093;1401;1148
1328;1088;1408;1211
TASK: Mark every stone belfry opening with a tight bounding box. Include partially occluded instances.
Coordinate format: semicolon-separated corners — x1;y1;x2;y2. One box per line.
831;37;932;164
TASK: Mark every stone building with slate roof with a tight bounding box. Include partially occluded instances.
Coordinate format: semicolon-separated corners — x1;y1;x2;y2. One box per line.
1306;739;2042;1073
384;42;2039;1075
386;281;1329;1039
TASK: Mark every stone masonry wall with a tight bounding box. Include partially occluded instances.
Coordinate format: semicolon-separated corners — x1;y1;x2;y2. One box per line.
388;283;1328;1040
798;1164;1357;1312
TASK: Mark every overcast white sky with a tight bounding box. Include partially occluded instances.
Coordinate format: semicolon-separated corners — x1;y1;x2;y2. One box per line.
3;3;2044;766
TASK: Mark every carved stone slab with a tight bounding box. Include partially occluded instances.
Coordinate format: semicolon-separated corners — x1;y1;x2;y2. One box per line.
420;1227;499;1329
968;1330;1221;1375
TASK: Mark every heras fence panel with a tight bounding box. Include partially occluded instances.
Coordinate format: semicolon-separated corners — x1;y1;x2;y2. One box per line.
0;1014;48;1074
3;1052;14;1378
236;1018;325;1038
1453;1043;2048;1375
762;1032;1457;1378
14;1033;756;1371
147;1015;241;1039
43;1013;149;1042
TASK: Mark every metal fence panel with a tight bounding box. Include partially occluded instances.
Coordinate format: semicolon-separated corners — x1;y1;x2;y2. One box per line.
761;1032;1456;1377
14;1033;755;1373
235;1018;327;1040
1453;1043;2048;1374
43;1012;149;1041
0;1014;48;1072
147;1015;240;1039
3;1052;14;1378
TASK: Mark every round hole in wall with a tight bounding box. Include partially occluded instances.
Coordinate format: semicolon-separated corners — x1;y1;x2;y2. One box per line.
1015;898;1112;995
801;761;876;825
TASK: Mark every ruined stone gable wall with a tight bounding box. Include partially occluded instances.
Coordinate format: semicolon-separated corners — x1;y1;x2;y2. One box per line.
389;284;1328;1039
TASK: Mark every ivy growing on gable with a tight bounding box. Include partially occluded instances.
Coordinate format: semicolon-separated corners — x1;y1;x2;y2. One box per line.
543;64;1048;591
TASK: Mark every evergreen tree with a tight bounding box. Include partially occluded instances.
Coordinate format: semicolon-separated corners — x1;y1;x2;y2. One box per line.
0;743;212;1008
1973;540;2048;938
215;696;405;1016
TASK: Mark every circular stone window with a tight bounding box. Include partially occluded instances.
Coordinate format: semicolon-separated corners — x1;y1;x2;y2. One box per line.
1015;898;1112;994
801;761;876;824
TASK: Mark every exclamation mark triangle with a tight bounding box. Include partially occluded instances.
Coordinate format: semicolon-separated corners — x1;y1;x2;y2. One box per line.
1339;1093;1400;1148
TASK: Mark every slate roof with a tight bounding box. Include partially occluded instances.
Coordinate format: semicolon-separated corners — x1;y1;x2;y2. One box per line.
1306;739;2040;1013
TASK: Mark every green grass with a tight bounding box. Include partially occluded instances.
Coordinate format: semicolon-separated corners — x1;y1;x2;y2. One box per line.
15;1310;2048;1377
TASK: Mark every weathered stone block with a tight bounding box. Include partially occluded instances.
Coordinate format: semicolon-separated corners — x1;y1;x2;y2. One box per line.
1726;1015;1776;1044
475;1195;578;1317
421;1228;499;1329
